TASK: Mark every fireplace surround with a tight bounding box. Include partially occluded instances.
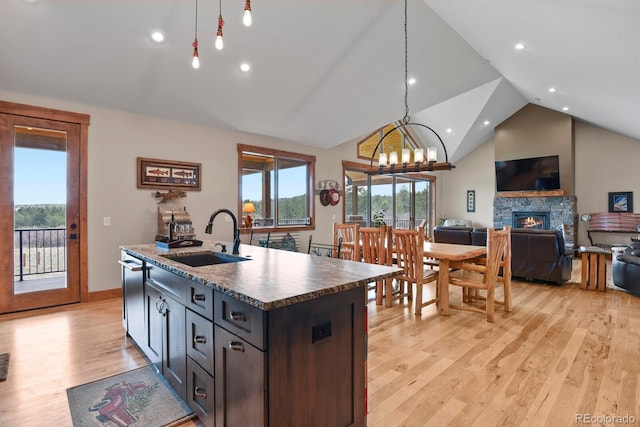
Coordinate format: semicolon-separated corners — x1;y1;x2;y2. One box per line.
494;195;577;248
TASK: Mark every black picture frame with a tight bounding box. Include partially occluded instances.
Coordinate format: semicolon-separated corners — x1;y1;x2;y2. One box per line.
608;191;633;213
467;190;475;213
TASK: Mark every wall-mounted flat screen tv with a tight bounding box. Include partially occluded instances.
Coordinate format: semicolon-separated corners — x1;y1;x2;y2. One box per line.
495;155;560;192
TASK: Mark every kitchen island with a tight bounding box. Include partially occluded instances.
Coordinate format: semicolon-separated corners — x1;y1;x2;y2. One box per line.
120;241;400;427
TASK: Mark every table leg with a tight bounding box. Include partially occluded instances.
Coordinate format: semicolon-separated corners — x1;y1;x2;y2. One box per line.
438;259;450;316
580;252;588;290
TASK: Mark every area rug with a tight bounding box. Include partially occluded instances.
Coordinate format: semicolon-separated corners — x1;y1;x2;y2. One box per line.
0;353;9;382
66;365;194;427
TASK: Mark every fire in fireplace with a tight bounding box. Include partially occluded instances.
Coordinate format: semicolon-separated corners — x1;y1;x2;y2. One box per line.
512;211;550;229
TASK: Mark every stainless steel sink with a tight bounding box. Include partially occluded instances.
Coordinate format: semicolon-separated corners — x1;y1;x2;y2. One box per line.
161;251;250;267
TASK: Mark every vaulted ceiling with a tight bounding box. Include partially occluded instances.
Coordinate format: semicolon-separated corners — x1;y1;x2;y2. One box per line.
2;1;638;164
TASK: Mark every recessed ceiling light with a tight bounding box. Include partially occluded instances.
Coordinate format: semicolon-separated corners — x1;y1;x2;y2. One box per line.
240;63;251;72
151;31;165;43
515;43;525;50
408;77;416;85
446;128;452;133
548;87;556;93
483;120;490;126
562;106;569;111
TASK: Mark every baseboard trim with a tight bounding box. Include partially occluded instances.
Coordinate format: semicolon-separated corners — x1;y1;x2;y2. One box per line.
88;288;122;302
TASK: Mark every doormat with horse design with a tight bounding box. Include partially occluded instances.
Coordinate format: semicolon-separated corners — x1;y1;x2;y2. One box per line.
66;365;194;427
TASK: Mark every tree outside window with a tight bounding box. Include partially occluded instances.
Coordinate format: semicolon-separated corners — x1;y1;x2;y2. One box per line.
238;144;315;230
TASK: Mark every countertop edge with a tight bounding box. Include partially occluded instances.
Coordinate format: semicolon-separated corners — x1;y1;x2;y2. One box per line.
120;244;402;311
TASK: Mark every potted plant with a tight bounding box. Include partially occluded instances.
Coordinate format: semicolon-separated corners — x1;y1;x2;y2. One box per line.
373;210;386;228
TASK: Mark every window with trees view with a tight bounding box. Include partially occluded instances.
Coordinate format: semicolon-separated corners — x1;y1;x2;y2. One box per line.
238;144;315;230
343;161;435;236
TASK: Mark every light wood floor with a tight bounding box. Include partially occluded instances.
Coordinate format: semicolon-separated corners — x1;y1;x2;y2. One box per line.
1;260;639;426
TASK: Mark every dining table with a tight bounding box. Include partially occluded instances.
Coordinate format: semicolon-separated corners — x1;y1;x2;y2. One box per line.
421;241;487;316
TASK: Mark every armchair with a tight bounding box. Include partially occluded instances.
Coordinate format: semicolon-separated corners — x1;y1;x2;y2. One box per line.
612;243;640;296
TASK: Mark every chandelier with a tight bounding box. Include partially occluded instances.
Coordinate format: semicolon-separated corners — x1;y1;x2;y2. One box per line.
368;0;454;175
191;0;253;69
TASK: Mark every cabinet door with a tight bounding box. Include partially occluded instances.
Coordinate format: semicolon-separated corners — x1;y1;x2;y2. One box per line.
162;294;187;400
214;325;266;427
186;309;214;374
121;253;145;345
144;283;163;368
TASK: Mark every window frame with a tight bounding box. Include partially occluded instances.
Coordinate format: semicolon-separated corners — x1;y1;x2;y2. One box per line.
238;144;315;232
341;160;436;238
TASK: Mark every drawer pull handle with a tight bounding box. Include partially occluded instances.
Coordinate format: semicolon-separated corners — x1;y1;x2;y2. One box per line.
193;294;206;302
118;259;143;271
155;296;163;312
194;335;206;344
228;341;245;352
229;312;246;322
194;386;207;398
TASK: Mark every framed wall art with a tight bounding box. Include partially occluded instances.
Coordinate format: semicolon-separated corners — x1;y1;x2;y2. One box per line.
467;190;475;213
608;191;633;212
137;157;201;190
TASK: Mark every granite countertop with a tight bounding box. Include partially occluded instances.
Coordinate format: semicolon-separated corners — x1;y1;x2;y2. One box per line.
120;241;401;311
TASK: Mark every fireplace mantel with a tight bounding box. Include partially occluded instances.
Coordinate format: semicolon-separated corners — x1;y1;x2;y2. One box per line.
497;190;566;198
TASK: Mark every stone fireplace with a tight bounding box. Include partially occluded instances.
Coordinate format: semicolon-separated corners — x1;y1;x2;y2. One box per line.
494;195;577;248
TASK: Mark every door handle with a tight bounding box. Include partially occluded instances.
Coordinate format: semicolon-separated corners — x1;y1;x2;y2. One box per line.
69;223;78;240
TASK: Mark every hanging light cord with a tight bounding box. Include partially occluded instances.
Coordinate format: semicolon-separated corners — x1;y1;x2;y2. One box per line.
194;0;198;40
402;0;410;125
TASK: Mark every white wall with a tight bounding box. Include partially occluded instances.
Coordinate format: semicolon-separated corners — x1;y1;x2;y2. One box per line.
438;138;495;228
2;90;343;292
574;120;640;245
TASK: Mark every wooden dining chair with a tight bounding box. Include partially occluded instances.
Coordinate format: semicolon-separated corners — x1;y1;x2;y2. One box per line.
359;225;391;305
391;227;438;314
333;223;359;261
447;226;512;322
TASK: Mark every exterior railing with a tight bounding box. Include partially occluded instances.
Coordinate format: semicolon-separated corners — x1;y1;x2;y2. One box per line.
14;227;67;281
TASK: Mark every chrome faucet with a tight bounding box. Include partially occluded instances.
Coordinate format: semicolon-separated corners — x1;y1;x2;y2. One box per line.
205;209;240;255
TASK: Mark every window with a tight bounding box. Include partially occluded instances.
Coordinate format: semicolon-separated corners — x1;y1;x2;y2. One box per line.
342;161;435;237
238;144;315;230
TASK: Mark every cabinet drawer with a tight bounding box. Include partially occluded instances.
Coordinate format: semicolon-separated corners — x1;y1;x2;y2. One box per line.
214;291;266;350
186;357;215;427
146;263;189;304
186;309;214;375
187;282;213;321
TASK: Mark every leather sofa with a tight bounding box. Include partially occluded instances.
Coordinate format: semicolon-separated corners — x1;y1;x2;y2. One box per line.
433;226;573;283
612;242;640;296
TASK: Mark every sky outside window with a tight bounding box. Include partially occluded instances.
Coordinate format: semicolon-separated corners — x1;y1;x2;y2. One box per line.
14;147;66;205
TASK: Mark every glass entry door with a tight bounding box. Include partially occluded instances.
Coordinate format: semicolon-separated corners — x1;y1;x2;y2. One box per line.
0;114;82;313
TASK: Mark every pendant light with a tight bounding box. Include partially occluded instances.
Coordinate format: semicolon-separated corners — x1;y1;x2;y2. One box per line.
368;0;454;175
215;0;224;50
243;0;252;27
191;0;200;69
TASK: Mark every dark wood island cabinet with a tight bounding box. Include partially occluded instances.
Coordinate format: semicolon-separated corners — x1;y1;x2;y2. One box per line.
120;242;400;427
